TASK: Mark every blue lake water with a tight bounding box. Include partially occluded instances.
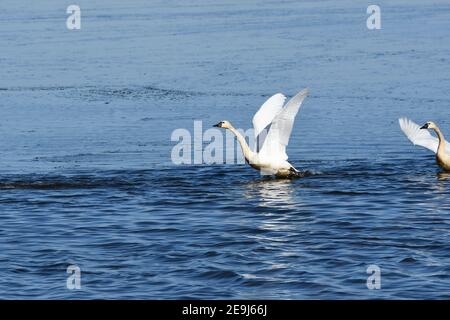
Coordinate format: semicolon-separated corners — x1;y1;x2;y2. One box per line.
1;0;450;299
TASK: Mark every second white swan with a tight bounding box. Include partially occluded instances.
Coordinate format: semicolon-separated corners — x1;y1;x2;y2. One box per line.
399;118;450;171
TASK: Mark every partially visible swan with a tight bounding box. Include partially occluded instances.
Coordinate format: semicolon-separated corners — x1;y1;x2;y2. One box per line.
214;88;309;178
399;118;450;171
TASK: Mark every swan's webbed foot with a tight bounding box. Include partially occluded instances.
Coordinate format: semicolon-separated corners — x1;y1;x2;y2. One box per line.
274;167;305;179
288;167;306;178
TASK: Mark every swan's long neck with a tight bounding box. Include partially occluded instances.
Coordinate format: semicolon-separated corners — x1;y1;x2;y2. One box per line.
433;126;446;156
228;125;254;162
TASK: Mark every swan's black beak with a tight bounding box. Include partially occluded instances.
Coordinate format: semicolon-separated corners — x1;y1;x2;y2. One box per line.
420;123;429;129
213;122;221;128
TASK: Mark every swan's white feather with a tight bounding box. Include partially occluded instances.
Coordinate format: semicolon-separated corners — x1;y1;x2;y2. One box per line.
252;93;286;151
399;118;439;153
258;88;309;162
399;118;450;155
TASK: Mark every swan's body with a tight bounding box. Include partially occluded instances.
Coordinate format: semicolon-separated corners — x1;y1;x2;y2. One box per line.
399;118;450;171
214;89;309;178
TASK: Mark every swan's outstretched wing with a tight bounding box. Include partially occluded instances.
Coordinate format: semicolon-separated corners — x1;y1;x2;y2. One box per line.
399;118;438;153
258;88;309;162
252;93;286;151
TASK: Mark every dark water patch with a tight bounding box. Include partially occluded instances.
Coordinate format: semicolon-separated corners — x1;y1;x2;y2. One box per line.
1;86;82;92
198;269;242;281
322;190;373;196
0;85;272;102
0;174;139;190
399;257;418;264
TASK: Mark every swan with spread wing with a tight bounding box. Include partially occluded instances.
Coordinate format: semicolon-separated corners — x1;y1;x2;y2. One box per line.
214;89;309;178
399;118;450;171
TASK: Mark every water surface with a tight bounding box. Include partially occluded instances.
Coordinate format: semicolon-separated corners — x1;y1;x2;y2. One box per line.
1;0;450;299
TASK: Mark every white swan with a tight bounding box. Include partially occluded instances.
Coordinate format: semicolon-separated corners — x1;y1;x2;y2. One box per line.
214;88;309;178
399;118;450;171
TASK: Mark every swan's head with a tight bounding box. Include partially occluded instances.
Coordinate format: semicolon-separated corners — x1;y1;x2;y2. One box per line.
213;120;231;129
420;121;437;130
